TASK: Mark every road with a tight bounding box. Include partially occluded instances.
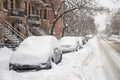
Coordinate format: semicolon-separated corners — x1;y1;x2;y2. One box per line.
98;36;120;80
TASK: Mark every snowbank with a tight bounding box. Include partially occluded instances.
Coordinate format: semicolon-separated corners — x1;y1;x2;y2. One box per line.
0;47;13;60
0;36;114;80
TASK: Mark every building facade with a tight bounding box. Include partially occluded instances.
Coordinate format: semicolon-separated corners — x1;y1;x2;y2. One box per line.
0;0;62;48
45;0;63;37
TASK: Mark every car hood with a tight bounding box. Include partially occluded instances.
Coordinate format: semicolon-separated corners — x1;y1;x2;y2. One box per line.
10;53;50;65
10;46;53;65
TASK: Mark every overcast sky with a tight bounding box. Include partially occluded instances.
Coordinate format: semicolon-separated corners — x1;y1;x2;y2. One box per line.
94;0;120;31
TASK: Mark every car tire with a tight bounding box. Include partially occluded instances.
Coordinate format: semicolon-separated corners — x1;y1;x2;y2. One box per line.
51;57;55;63
58;54;62;63
9;63;13;70
51;53;62;64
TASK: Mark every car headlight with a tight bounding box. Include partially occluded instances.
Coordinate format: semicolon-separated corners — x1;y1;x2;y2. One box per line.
39;63;48;68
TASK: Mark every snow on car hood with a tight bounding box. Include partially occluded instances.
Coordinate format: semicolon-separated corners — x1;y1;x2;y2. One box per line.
9;36;57;65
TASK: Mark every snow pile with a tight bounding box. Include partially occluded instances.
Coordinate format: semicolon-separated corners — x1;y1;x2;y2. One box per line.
0;47;13;60
109;35;120;42
0;47;13;71
80;37;107;80
10;36;58;65
0;36;115;80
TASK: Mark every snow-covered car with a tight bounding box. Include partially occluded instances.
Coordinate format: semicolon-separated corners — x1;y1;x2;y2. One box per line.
9;36;62;71
59;36;82;53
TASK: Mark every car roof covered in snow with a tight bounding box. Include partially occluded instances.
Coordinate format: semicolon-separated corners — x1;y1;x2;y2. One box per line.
60;36;78;45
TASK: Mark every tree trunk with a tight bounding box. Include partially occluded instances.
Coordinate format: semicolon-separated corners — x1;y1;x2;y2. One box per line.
50;22;56;35
62;28;66;37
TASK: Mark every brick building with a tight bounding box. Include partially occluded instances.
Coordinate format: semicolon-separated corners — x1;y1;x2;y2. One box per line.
0;0;63;48
45;0;63;37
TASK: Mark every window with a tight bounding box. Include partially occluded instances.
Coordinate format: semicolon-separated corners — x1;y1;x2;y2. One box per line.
24;2;27;15
44;9;47;19
28;4;30;15
32;6;35;14
15;0;20;9
36;8;38;15
40;9;42;18
10;0;13;10
0;3;1;10
42;0;46;3
3;0;8;9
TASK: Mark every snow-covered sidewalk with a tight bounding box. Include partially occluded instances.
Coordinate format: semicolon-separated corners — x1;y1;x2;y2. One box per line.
0;36;117;80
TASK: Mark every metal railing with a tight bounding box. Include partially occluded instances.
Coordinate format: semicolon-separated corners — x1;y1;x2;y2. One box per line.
0;16;25;40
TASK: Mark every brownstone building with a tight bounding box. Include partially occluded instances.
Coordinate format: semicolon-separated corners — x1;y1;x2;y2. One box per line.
0;0;63;48
0;0;49;47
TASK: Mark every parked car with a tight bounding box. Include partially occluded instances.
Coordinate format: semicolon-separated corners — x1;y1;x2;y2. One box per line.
85;35;94;39
82;37;88;45
59;36;82;53
9;36;62;72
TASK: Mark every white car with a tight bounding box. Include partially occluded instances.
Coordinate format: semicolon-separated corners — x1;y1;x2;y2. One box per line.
9;36;62;72
59;36;82;53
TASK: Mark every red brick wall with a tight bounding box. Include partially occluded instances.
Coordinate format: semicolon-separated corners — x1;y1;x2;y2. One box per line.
46;0;62;37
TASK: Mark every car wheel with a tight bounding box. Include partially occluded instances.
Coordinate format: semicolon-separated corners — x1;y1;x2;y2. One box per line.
57;53;62;63
51;57;55;63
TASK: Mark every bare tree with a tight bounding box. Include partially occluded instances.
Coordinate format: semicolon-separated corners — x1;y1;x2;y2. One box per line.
63;12;96;36
48;0;105;35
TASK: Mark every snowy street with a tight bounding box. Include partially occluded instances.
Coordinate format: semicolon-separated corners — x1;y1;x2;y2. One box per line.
0;36;120;80
98;36;120;80
1;0;120;80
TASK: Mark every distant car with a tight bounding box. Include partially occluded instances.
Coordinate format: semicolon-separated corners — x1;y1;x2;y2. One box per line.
59;36;82;53
86;35;94;39
82;38;88;45
9;36;62;72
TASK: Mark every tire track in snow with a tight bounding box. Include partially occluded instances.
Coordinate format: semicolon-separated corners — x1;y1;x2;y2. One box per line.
80;38;106;80
98;37;120;80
